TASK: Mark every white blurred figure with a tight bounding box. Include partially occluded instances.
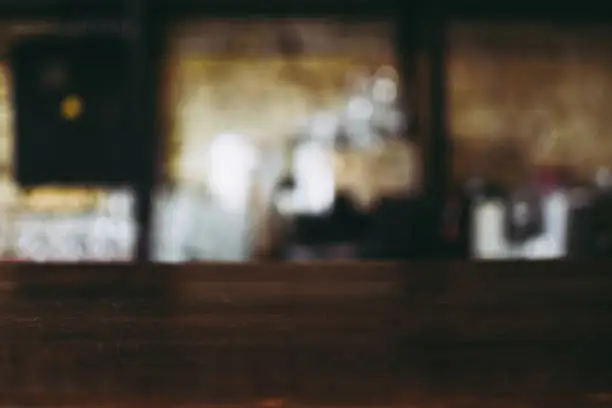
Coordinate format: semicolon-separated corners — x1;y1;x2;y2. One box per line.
276;141;335;216
183;132;259;261
371;66;399;106
207;133;258;213
472;200;510;259
535;190;569;259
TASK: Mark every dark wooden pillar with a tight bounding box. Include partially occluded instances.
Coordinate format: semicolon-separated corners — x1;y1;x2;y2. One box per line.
423;3;448;257
127;0;161;261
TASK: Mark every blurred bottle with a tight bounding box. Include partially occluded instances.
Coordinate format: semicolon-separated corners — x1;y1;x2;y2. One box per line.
470;181;508;259
342;68;380;151
370;66;406;139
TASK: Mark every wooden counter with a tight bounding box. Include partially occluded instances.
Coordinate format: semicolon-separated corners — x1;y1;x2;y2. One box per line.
0;261;611;406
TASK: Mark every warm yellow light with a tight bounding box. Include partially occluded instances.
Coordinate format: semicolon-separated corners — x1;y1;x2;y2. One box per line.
60;94;84;120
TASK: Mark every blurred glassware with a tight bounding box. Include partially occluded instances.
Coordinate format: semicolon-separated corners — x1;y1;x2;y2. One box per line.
291;140;336;215
472;195;509;259
341;68;380;150
370;65;406;137
206;132;258;213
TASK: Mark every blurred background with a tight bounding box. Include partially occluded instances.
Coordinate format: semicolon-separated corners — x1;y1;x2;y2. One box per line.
0;19;421;262
3;20;612;262
151;20;420;262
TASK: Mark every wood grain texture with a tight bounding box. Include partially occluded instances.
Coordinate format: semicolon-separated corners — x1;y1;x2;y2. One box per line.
0;262;611;406
0;263;402;404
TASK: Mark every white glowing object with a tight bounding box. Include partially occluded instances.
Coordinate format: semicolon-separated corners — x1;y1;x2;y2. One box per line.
207;133;258;213
544;191;568;256
372;77;398;105
372;66;399;104
472;200;510;259
290;142;335;214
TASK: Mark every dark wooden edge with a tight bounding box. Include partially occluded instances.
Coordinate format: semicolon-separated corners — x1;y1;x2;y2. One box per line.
2;0;610;20
0;260;610;308
0;262;408;304
0;261;408;281
1;259;611;281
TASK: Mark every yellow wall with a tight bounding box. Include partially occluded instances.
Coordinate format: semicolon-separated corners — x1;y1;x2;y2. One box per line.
162;20;418;207
448;22;612;186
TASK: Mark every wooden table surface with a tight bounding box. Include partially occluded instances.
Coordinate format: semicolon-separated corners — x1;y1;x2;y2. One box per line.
0;261;611;407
